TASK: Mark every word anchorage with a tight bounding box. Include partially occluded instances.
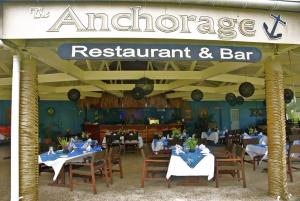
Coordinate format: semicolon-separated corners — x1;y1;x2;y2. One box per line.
48;6;256;40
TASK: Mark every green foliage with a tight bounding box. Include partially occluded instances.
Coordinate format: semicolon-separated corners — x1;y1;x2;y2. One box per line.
171;128;181;138
57;137;69;148
186;135;198;150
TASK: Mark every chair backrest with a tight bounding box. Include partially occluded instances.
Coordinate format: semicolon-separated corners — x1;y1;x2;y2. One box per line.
289;144;300;154
242;138;259;147
105;134;113;144
111;133;121;142
226;143;236;155
108;146;121;159
288;135;300;144
125;132;139;141
235;145;245;160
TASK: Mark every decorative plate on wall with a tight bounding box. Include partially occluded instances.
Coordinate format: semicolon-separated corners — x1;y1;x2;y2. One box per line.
47;107;55;116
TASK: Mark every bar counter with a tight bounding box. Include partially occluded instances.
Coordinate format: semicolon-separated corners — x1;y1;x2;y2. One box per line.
83;123;182;143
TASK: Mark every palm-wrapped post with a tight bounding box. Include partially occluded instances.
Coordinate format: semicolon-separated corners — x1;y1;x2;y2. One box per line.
19;58;39;201
265;60;288;200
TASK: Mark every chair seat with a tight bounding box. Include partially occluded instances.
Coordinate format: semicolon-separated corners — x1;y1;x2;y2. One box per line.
146;166;168;171
218;165;242;170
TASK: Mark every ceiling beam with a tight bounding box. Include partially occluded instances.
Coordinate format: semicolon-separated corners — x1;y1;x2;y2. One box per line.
207;74;265;86
27;47;123;97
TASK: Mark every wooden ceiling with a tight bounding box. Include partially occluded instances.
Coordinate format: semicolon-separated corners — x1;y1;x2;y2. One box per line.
0;39;299;101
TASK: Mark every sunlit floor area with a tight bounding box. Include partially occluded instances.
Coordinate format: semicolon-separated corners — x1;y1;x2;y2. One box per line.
1;145;300;201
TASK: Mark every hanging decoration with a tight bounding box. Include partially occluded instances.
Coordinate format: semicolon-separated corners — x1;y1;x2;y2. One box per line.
67;89;81;102
284;88;294;104
135;77;154;95
191;89;204;102
131;87;145;100
236;96;244;105
239;82;255;98
46;107;55;116
225;93;237;106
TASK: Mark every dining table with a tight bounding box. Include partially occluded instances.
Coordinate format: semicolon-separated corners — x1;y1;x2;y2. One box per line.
166;146;215;181
39;142;102;183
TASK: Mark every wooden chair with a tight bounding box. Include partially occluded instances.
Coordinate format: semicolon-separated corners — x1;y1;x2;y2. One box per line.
287;144;300;182
140;147;171;188
288;134;300;145
107;146;123;184
69;151;109;194
124;132;139;153
215;145;246;188
214;143;236;159
242;138;263;171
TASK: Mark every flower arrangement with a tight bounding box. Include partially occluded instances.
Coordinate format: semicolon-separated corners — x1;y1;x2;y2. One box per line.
171;128;181;139
57;137;70;153
186;135;198;152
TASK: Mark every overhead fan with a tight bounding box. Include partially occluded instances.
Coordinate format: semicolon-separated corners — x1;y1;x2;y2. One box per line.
135;77;154;95
131;87;145;100
284;88;294;104
225;93;237;106
191;89;203;102
236;96;244;105
239;82;255;98
67;89;81;102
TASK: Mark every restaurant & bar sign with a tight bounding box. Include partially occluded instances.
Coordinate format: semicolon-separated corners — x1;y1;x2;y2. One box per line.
58;43;262;62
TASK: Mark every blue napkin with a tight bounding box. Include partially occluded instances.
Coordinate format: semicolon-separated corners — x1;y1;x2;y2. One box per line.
172;148;205;168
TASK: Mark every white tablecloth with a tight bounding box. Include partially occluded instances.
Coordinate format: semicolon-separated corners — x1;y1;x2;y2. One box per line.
166;153;215;180
38;151;94;181
102;136;143;148
201;132;219;144
245;144;267;159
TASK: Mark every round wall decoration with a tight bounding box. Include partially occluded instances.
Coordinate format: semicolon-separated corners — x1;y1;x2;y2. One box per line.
191;89;204;102
47;107;55;116
225;93;237;106
284;88;294;104
135;77;154;95
239;82;255;98
236;96;244;105
67;89;81;102
131;87;145;100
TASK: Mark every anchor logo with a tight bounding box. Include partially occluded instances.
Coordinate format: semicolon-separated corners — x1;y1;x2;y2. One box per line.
263;14;286;40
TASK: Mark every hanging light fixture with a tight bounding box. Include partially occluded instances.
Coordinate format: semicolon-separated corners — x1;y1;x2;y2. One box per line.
284;88;294;104
67;89;81;102
191;89;204;102
131;86;145;100
239;82;255;98
236;96;244;105
135;77;154;95
225;93;237;106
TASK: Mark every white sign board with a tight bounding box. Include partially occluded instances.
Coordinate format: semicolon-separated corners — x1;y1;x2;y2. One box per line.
2;3;300;44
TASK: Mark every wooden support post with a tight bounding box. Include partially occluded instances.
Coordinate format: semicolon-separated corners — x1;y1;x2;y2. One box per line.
264;59;289;200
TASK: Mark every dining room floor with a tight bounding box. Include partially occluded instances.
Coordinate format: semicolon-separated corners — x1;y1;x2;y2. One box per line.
1;145;300;201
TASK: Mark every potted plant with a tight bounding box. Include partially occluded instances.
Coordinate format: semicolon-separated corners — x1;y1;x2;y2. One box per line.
186;136;198;152
171;128;181;139
57;137;70;154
